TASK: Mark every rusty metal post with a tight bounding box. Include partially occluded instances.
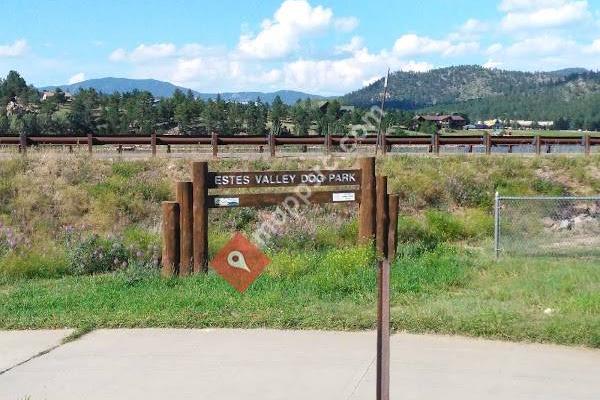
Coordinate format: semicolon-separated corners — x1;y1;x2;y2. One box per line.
358;157;376;245
387;194;399;260
377;258;391;400
192;162;209;273
161;201;180;277
212;132;218;159
376;176;389;257
177;181;194;276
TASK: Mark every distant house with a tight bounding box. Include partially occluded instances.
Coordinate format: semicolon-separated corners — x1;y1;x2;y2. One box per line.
516;120;534;129
413;114;466;130
41;91;55;101
483;118;504;129
538;121;554;129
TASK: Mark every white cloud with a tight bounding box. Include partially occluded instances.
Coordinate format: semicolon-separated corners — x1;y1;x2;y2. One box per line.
0;39;28;57
501;0;590;30
499;0;568;12
109;48;127;62
506;35;577;56
583;38;600;53
486;43;504;55
392;34;478;57
334;16;359;32
335;36;364;54
68;72;86;84
110;43;176;62
237;0;333;59
279;48;432;94
483;59;504;69
460;18;488;33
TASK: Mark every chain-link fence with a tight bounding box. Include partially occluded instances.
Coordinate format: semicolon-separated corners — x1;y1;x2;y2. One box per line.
494;194;600;257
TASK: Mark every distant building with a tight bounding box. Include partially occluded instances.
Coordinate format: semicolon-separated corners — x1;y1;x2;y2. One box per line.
41;91;55;101
538;121;554;129
483;118;504;129
412;114;466;130
516;120;534;129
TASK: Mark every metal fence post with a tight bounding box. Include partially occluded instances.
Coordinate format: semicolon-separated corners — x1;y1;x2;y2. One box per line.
494;191;500;259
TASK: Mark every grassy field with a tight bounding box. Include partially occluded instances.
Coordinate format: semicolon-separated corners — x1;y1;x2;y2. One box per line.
1;248;598;348
0;154;599;347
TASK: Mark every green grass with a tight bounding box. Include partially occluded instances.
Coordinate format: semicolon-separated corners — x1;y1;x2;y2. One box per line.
1;155;599;348
1;246;598;348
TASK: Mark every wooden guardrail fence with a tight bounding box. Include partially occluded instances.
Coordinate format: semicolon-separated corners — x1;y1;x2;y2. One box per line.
1;132;598;156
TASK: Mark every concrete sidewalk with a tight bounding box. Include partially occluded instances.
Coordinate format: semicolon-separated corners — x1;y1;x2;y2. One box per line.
0;329;598;400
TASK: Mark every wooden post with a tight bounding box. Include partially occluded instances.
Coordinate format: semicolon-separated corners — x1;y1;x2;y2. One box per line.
387;195;399;261
161;201;180;277
584;133;591;156
212;132;218;159
177;181;194;276
432;133;440;155
485;132;491;155
151;133;157;157
377;258;391;400
19;132;27;154
358;157;376;245
535;135;541;156
376;176;389;258
87;133;93;154
167;144;171;154
192;162;209;273
269;134;276;157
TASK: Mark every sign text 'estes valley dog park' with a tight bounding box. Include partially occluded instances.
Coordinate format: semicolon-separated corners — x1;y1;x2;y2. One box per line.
208;170;360;188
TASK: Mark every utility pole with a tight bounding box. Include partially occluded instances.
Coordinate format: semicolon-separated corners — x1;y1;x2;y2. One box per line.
376;68;390;155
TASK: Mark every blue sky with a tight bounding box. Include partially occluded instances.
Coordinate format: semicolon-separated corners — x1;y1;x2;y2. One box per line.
2;0;600;95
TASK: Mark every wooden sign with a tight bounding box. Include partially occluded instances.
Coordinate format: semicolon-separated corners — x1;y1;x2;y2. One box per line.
161;158;382;276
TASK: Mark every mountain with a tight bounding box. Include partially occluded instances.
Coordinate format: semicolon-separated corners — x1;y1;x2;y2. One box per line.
40;77;324;105
342;65;592;109
341;65;600;122
196;90;325;104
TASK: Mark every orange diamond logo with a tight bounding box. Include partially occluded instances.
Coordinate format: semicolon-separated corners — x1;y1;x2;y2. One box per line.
209;232;270;293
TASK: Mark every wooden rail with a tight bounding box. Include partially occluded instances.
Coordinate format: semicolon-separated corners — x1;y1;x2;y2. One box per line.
1;133;598;155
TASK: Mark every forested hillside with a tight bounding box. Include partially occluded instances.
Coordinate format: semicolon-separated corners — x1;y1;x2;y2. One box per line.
342;65;571;108
0;71;412;136
342;65;600;129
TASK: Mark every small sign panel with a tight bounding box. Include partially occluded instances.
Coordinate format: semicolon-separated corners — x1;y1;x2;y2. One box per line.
209;233;271;293
332;192;356;202
214;197;240;207
208;170;360;188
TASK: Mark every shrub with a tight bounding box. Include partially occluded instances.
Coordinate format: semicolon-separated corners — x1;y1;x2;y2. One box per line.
425;210;469;242
66;234;130;275
0;247;69;279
